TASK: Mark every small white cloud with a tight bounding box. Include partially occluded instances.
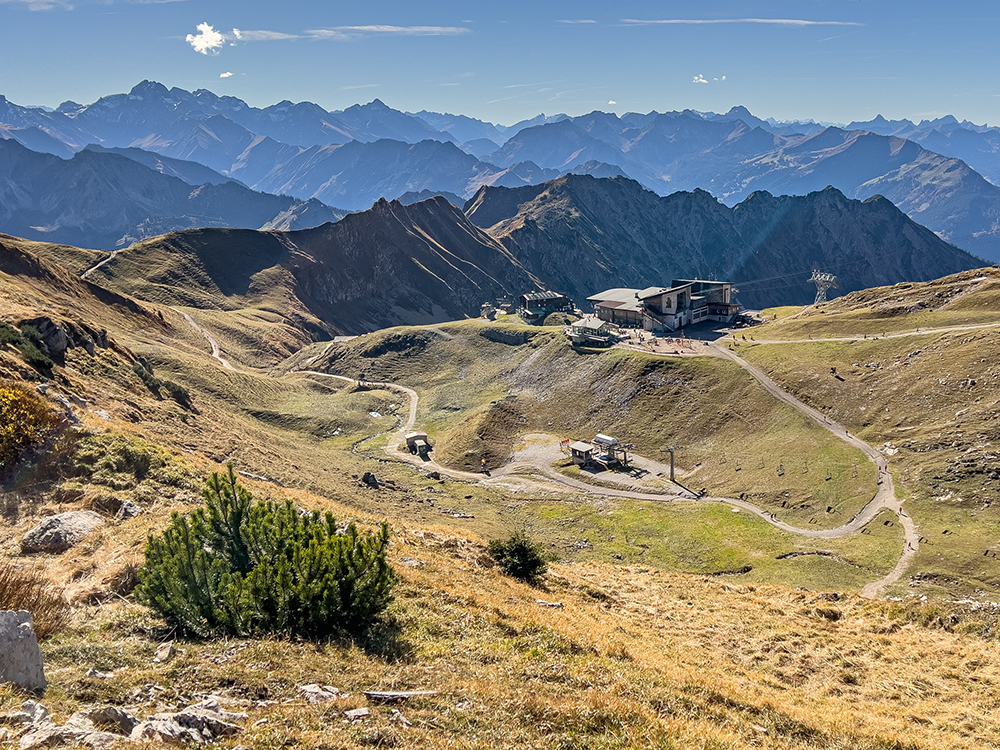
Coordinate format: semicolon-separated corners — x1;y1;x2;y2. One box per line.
232;28;299;41
608;100;617;105
186;22;225;55
692;74;708;84
220;71;233;78
0;0;72;8
622;18;861;27
308;25;470;39
558;19;597;24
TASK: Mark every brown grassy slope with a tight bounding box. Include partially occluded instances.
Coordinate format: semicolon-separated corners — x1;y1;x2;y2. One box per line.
743;268;1000;597
0;234;158;330
758;267;1000;339
9;484;1000;750
0;233;105;276
86;197;541;336
1;234;895;595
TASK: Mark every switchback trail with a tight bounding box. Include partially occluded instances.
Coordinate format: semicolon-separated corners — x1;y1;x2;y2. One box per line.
80;249;120;280
173;309;235;371
295;349;917;598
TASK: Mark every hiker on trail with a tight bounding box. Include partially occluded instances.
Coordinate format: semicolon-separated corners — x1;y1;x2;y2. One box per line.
831;366;837;375
481;458;487;473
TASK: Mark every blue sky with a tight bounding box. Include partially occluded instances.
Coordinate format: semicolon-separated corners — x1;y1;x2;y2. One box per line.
2;0;998;126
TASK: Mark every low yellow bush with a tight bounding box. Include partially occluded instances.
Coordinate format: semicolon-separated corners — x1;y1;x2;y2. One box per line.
0;383;59;477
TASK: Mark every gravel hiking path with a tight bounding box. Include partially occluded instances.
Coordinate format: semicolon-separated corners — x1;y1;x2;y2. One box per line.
80;249;120;279
295;351;917;598
730;320;1000;345
173;309;235;371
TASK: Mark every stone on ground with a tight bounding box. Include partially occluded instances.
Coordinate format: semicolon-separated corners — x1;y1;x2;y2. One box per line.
0;611;46;691
21;511;103;554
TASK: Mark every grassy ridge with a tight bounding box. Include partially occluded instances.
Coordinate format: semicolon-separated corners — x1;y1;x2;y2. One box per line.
744;271;1000;597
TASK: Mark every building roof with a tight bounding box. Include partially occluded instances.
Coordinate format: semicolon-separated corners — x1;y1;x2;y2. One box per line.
672;278;732;288
638;283;692;300
588;288;644;313
569;441;594;453
522;290;567;302
587;288;638;303
572;318;609;331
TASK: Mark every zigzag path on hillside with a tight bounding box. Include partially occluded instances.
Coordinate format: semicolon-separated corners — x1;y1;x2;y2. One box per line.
173;308;235;371
295;348;916;598
163;310;1000;598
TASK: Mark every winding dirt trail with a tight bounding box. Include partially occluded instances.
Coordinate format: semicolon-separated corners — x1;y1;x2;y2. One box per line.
80;249;120;280
296;350;918;598
735;320;1000;346
173;309;235;371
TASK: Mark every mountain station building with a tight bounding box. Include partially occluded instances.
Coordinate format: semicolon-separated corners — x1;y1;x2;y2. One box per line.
587;279;740;332
518;291;574;324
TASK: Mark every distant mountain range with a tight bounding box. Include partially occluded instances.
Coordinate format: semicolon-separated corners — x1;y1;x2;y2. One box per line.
0;138;345;249
3;81;1000;260
77;177;978;333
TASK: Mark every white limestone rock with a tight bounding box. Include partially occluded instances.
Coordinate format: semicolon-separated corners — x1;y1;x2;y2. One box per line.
0;611;45;691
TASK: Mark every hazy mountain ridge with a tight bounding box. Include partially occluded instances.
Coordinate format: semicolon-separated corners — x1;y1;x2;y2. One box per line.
5;81;1000;256
0;138;346;249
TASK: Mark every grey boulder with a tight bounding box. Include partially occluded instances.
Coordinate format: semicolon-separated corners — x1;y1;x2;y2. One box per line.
21;511;103;553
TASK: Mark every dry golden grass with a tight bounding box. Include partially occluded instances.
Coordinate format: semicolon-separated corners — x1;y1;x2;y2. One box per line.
0;559;71;637
7;486;999;749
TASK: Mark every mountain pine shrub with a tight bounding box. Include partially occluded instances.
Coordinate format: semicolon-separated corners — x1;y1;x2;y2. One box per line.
488;531;549;583
136;465;397;638
0;322;53;371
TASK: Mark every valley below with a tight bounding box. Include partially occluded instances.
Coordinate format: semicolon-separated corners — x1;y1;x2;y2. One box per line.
2;221;1000;747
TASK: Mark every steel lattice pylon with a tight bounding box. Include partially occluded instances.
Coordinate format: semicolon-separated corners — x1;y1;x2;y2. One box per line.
808;269;838;304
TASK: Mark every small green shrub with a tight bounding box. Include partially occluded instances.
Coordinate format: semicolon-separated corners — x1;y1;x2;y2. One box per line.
132;360;191;408
0;322;53;371
488;531;549;583
136;465;398;638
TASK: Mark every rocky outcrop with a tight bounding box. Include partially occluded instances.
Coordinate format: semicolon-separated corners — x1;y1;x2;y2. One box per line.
21;511;103;554
129;699;246;745
10;698;245;749
15;317;109;360
0;612;45;691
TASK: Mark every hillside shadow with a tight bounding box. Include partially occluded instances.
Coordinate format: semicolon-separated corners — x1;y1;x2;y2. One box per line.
353;615;416;663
